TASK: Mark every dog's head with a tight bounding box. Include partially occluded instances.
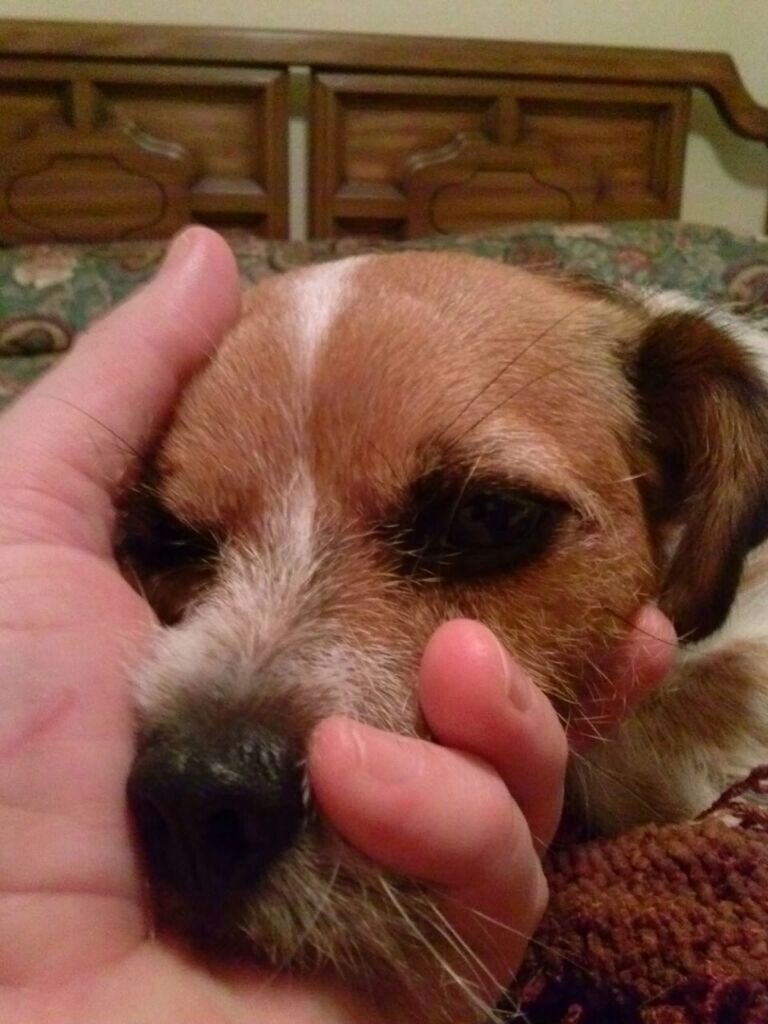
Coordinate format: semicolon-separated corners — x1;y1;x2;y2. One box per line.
119;252;768;1018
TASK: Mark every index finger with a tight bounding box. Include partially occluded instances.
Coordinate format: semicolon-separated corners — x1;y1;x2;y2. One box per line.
0;227;240;553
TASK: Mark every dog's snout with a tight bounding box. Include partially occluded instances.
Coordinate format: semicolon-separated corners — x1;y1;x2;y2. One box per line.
127;721;305;907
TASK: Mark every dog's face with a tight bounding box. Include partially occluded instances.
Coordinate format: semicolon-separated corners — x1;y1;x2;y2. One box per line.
119;252;768;1019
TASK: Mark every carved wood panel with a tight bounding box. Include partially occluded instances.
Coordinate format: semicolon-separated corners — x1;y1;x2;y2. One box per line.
0;61;288;243
312;73;690;239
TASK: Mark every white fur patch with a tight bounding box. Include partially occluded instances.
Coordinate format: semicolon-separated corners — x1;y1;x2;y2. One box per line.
638;288;704;319
281;462;317;574
291;257;370;379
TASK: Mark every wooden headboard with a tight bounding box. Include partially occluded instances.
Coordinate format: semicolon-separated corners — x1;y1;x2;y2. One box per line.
0;20;766;243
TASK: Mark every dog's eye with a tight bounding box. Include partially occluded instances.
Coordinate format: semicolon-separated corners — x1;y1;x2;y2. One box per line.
115;488;222;623
119;501;221;572
401;477;567;580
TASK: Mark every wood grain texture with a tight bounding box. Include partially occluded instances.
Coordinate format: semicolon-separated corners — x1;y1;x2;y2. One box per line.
1;20;765;139
0;56;288;242
0;122;196;242
312;73;691;238
0;20;766;240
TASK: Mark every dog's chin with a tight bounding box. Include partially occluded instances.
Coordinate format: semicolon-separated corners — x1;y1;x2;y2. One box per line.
145;821;486;1024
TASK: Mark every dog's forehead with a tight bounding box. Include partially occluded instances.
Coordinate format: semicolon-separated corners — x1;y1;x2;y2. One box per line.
161;252;640;522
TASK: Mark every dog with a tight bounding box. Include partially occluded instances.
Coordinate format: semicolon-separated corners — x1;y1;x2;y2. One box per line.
118;251;768;1022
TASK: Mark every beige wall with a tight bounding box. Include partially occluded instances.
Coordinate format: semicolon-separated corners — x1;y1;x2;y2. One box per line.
1;0;766;235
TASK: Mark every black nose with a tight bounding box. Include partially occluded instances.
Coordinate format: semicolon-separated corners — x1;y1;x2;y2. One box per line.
127;719;304;908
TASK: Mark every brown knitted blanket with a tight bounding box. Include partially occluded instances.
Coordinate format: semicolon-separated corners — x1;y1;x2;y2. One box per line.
516;767;768;1023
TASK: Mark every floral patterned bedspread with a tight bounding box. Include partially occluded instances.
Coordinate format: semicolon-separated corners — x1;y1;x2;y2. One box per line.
1;221;767;408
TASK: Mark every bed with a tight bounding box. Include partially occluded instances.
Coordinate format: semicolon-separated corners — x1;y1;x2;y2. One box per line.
2;19;768;1022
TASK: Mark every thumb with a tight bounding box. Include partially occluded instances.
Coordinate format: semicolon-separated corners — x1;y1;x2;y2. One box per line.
0;227;240;554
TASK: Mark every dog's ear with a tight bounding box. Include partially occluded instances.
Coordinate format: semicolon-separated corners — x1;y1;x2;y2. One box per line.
627;308;768;641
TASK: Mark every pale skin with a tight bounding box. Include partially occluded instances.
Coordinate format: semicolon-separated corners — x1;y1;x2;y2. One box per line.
0;228;676;1023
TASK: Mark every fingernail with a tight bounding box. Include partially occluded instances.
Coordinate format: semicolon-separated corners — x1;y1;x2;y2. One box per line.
335;719;426;785
158;227;196;277
491;633;533;711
